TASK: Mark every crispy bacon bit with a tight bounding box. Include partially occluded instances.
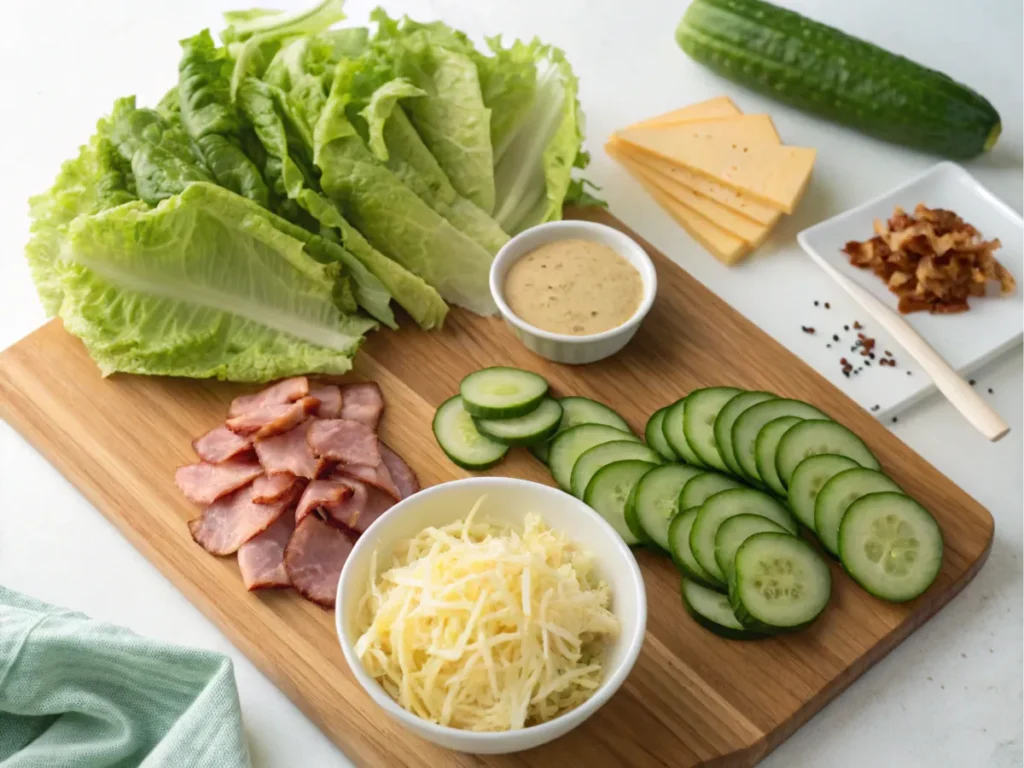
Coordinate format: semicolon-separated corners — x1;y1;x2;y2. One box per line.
801;326;815;334
843;204;1014;314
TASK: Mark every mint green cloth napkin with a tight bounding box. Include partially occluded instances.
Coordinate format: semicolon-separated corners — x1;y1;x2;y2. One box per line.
0;587;251;767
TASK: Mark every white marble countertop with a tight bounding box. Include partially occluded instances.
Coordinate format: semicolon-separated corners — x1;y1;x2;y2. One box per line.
2;0;1021;765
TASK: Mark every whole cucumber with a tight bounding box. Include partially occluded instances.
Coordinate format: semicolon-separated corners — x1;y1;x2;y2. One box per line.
677;0;1001;158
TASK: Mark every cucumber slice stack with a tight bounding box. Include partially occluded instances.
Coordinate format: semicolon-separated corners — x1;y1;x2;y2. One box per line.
435;371;946;642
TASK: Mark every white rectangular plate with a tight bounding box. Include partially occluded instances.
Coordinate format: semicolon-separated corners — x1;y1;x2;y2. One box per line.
798;161;1023;418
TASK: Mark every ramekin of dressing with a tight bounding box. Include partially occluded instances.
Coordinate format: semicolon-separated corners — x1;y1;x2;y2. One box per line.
489;220;657;364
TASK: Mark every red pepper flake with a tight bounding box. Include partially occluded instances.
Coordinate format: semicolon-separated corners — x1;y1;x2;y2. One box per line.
884;350;893;357
853;320;863;329
824;302;831;309
801;325;816;334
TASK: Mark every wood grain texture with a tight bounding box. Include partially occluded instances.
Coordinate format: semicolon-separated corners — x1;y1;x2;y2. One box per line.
0;209;993;767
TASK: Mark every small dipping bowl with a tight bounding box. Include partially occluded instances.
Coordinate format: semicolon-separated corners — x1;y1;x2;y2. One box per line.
336;477;647;754
489;220;657;364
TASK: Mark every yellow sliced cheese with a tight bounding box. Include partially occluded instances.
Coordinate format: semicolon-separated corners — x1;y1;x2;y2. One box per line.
615;124;816;214
627;114;782;146
608;144;749;265
607;138;783;227
609;143;773;246
630;96;741;128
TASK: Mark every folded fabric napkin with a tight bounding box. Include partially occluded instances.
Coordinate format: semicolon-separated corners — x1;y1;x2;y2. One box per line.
0;586;251;768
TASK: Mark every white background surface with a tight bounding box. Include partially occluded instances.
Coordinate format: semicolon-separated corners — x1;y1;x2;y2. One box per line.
1;1;1021;766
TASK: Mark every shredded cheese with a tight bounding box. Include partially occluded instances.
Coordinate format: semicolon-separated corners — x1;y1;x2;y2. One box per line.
354;497;620;731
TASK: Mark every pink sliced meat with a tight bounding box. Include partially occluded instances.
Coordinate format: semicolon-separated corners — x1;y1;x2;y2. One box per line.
251;472;301;504
254;423;328;480
238;512;295;590
339;382;384;430
321;478;395;534
225;396;320;440
284;515;354;608
379;442;420;500
333;455;401;501
191;425;253;464
309;384;343;419
187;484;296;556
307;419;380;467
175;459;263;506
229;376;309;417
294;480;355;526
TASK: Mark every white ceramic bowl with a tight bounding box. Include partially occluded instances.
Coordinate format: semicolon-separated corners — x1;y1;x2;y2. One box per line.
489;220;657;364
336;477;647;754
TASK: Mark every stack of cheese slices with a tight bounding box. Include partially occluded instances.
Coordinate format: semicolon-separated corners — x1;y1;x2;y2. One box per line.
606;96;816;265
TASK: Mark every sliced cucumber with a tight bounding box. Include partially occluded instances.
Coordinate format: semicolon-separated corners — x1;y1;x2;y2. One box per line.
732;399;828;483
775;419;880;488
532;396;632;466
715;391;775;477
714;513;789;579
629;464;704;552
815;468;903;556
679;472;743;510
473;398;562;446
754;416;802;497
690;488;797;585
662;398;706;467
682;578;764;640
549;424;640;491
584;460;658;545
573;441;663;499
839;493;942;602
433;396;509;469
787;454;859;531
645;407;678;461
683;387;742;471
730;532;832;632
459;367;548;418
668;507;721;590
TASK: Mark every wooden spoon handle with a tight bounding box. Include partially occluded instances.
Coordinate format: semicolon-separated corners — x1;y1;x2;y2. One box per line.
813;257;1010;442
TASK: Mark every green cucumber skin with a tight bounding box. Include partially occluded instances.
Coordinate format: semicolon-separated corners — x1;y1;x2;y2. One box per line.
677;0;1001;158
682;579;767;640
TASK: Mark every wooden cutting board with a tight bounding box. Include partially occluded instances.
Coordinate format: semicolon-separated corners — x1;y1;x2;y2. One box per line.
0;209;992;767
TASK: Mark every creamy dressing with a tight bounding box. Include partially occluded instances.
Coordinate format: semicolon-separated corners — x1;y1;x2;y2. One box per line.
503;239;643;335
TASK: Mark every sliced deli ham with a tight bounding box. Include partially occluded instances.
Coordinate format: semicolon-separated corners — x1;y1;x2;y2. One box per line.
294;480;355;525
283;515;354;608
175;459;263;506
229;376;309;417
251;472;301;504
339;382;384;430
322;477;395;534
380;442;420;500
254;422;327;480
307;419;380;466
309;384;343;419
191;425;253;464
333;456;401;501
226;396;320;439
238;512;295;590
188;483;296;556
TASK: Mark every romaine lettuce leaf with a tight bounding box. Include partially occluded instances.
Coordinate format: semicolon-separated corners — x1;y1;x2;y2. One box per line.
314;79;496;315
58;183;374;382
26;115;138;315
370;9;495;213
491;44;595;233
474;36;541;159
296;189;447;329
178;30;271;207
108;97;213;204
221;0;346;45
